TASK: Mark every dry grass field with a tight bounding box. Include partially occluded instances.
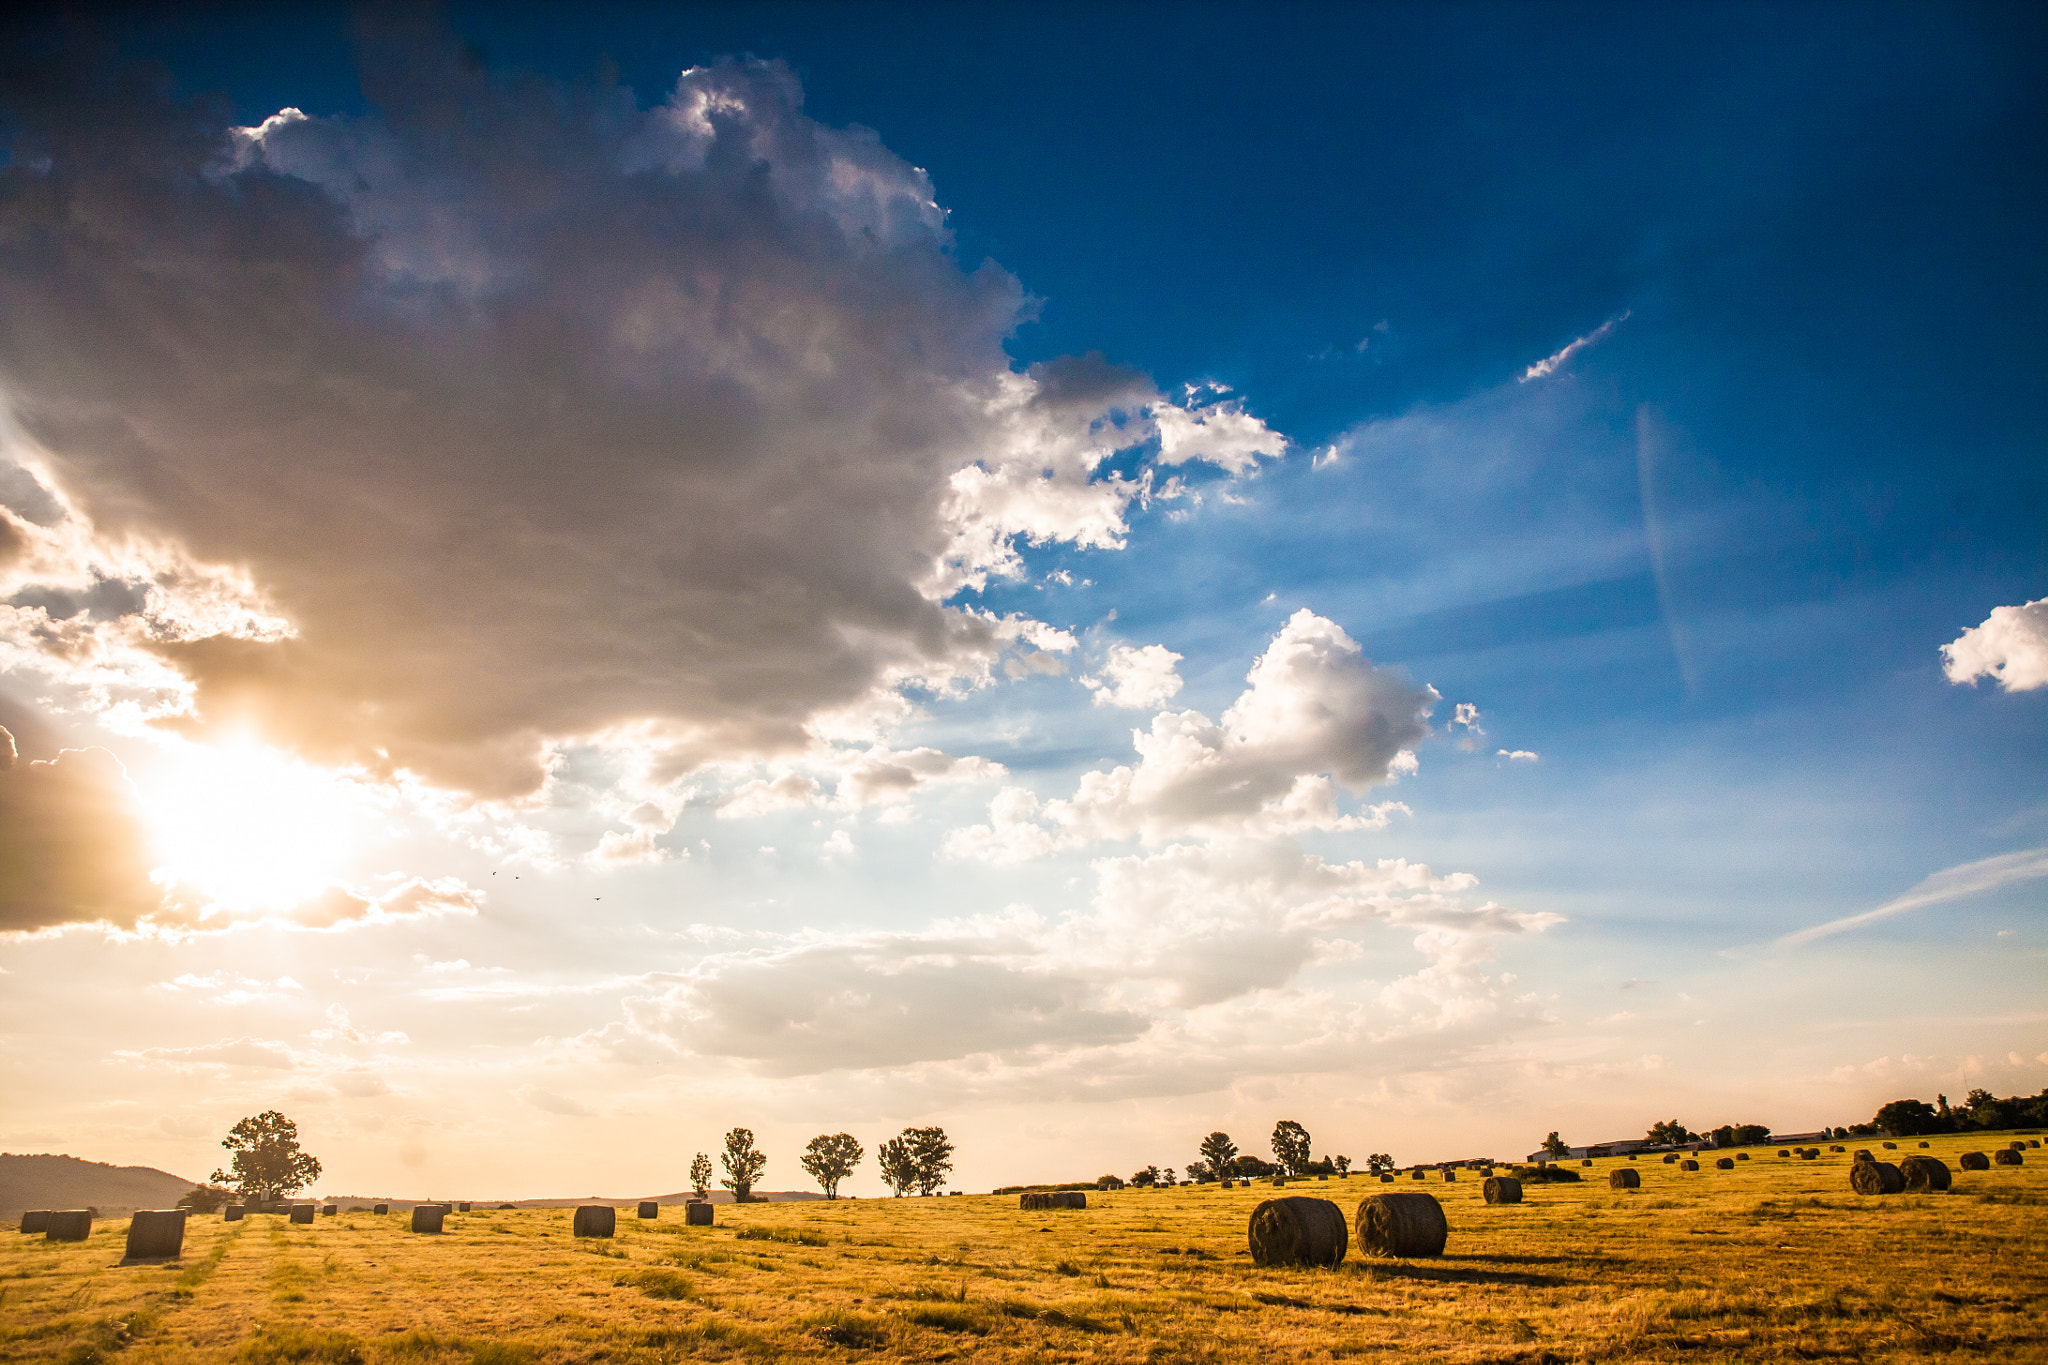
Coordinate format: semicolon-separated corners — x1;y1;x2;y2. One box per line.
4;1133;2044;1365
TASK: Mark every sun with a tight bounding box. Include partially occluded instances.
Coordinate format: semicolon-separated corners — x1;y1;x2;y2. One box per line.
136;735;362;914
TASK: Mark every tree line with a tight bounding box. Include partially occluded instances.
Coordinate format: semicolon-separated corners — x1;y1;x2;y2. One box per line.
1536;1088;2048;1156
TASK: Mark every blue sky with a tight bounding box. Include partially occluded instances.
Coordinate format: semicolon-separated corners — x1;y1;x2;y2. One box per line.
0;2;2042;1195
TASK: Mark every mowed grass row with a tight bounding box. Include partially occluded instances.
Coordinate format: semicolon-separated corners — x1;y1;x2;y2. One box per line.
2;1132;2043;1364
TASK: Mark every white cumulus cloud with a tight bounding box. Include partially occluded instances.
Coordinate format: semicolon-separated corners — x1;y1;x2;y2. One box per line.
1082;643;1184;709
1942;597;2048;692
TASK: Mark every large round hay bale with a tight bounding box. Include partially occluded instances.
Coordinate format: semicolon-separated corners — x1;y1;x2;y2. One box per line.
458;1202;472;1212
1714;1158;1734;1170
1881;1141;1897;1150
1354;1192;1447;1259
1580;1158;1593;1167
20;1210;50;1234
1379;1173;1394;1183
372;1204;388;1215
1850;1160;1904;1195
1829;1145;1845;1153
1899;1155;1951;1191
1778;1150;1790;1158
2030;1140;2041;1149
1662;1154;1677;1164
1440;1169;1456;1183
573;1205;617;1238
638;1201;659;1219
1247;1197;1346;1267
2009;1141;2027;1152
1958;1151;1989;1170
1679;1160;1699;1172
1019;1193;1043;1211
223;1207;244;1222
1800;1149;1819;1161
45;1210;92;1242
321;1205;337;1217
124;1210;186;1259
1918;1141;1930;1148
1609;1168;1640;1190
1854;1150;1873;1162
289;1204;314;1225
1483;1176;1523;1203
684;1201;713;1226
411;1206;444;1233
1738;1153;1750;1161
1057;1191;1087;1209
1993;1148;2023;1167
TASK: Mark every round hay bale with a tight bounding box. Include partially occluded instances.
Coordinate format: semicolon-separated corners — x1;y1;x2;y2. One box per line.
1440;1169;1456;1183
1271;1177;1286;1187
1899;1155;1951;1191
1850;1160;1904;1195
573;1205;617;1238
373;1204;388;1215
1379;1173;1394;1183
321;1205;337;1217
1247;1196;1347;1267
1918;1141;1930;1148
1662;1155;1678;1164
1737;1153;1750;1161
1715;1158;1734;1170
223;1207;244;1222
289;1204;314;1225
1854;1150;1874;1162
1829;1145;1845;1153
1800;1149;1819;1161
20;1210;50;1234
1317;1174;1328;1181
1057;1191;1087;1209
1411;1170;1426;1181
124;1210;186;1260
637;1201;659;1219
1993;1148;2023;1167
2031;1140;2042;1149
1019;1193;1043;1211
410;1206;444;1234
1609;1168;1640;1190
2010;1141;2027;1152
1778;1150;1790;1158
1353;1192;1447;1259
44;1210;91;1242
1881;1142;1897;1150
1483;1176;1523;1203
1580;1158;1593;1167
1959;1150;1989;1170
457;1201;471;1212
684;1201;713;1226
1679;1160;1699;1172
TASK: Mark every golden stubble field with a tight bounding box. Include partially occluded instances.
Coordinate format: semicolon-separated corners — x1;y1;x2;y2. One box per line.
4;1134;2044;1365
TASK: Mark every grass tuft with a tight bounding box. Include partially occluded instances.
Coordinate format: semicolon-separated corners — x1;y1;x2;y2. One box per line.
234;1325;365;1363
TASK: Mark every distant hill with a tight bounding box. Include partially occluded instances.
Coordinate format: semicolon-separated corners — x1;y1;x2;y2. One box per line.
1;1153;201;1219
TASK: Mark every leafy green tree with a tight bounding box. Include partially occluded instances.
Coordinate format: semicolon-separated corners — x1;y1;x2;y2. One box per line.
1131;1165;1161;1187
720;1128;767;1202
1271;1120;1312;1176
1874;1100;1941;1137
1540;1131;1569;1159
800;1133;863;1199
904;1126;954;1196
210;1111;321;1202
877;1136;918;1196
1199;1131;1238;1180
1645;1119;1696;1145
689;1152;713;1197
1332;1155;1351;1175
1161;1167;1177;1186
177;1184;231;1213
1366;1153;1394;1174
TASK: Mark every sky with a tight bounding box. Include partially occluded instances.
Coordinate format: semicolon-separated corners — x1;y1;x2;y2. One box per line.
0;1;2044;1198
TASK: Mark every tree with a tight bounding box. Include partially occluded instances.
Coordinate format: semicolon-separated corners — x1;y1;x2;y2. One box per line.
720;1128;767;1202
1161;1167;1177;1187
1540;1131;1569;1159
1096;1173;1125;1190
1271;1120;1312;1176
1186;1161;1214;1183
1132;1165;1160;1187
177;1184;231;1213
1366;1153;1394;1175
1198;1131;1238;1181
800;1133;863;1199
210;1111;320;1202
689;1152;714;1198
1234;1154;1276;1178
1645;1119;1695;1145
1333;1155;1351;1175
904;1126;954;1196
877;1136;918;1197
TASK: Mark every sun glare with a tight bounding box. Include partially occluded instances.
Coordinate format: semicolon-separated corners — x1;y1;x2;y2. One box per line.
139;737;362;914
